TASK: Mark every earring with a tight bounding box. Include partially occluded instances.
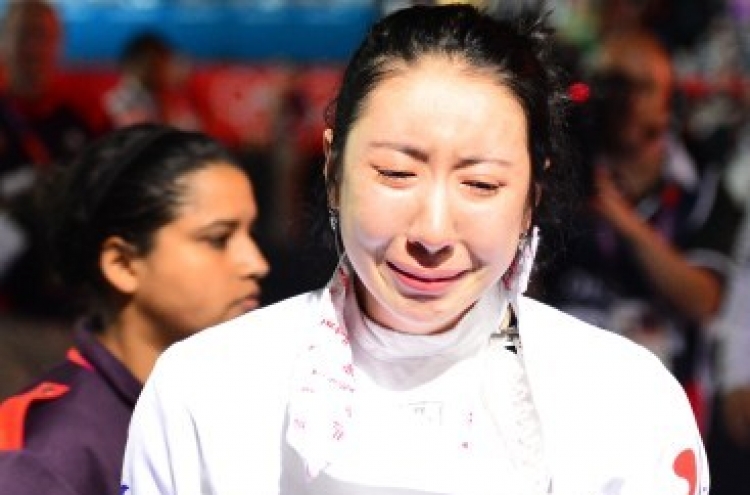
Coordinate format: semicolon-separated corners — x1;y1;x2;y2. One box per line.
501;228;537;292
518;231;529;250
329;207;344;258
328;207;339;233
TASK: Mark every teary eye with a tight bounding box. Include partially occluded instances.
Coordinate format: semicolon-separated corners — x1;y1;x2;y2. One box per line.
463;180;501;195
377;168;415;179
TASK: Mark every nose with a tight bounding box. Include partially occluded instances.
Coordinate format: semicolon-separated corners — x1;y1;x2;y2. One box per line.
238;236;270;280
407;185;455;261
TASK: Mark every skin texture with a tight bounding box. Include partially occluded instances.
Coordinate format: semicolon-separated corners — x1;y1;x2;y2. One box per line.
99;162;269;382
328;56;532;335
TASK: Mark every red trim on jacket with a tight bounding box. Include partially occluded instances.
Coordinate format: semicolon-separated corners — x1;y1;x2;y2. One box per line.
0;382;70;450
66;347;94;371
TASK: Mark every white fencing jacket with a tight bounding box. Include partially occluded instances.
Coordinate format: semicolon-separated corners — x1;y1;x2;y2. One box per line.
122;290;708;495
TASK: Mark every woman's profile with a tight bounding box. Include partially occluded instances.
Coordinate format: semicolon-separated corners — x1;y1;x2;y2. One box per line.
0;123;269;495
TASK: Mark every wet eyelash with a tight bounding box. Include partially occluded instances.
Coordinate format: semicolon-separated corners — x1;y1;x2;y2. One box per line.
464;180;500;192
377;168;414;179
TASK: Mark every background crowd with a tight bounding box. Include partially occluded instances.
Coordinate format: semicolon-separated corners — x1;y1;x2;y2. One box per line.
0;0;748;493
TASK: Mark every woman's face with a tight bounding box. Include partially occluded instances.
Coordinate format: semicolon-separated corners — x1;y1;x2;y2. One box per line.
130;162;269;340
332;57;532;335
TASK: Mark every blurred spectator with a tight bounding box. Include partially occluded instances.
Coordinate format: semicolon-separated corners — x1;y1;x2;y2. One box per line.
103;31;202;131
592;0;723;52
673;3;749;182
597;0;650;36
540;29;743;427
0;0;97;318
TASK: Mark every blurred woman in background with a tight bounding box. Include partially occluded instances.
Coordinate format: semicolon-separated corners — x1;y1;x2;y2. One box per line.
0;123;269;495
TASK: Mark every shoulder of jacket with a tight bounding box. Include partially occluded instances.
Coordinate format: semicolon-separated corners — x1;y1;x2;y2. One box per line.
519;296;672;384
520;296;638;346
0;382;70;451
519;298;694;438
0;449;82;495
154;291;324;384
0;349;99;452
178;290;319;350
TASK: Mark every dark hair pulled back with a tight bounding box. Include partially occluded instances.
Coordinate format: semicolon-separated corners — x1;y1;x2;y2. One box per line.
41;123;240;310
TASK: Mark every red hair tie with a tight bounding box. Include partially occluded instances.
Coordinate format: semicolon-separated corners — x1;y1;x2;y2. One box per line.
568;82;590;104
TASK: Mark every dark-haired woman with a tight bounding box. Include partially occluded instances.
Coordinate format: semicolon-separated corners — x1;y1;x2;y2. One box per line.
0;124;269;495
123;6;707;494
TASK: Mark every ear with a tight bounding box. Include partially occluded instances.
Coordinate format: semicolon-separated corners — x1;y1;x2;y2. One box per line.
523;204;534;234
322;128;339;210
534;182;543;208
526;158;549;231
536;158;550;206
99;236;141;295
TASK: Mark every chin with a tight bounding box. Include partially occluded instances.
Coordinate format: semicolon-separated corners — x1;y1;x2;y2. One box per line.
385;302;464;335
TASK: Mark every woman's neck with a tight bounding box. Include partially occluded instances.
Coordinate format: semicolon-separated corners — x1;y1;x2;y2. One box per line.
96;312;165;384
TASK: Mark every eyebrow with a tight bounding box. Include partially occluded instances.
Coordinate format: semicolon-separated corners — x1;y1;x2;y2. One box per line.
368;140;514;168
368;141;429;162
456;156;514;168
194;219;241;233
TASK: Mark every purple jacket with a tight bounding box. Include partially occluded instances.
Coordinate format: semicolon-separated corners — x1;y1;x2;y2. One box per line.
0;328;141;495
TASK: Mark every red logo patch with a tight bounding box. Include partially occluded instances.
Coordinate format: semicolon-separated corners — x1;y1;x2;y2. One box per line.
673;448;697;495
